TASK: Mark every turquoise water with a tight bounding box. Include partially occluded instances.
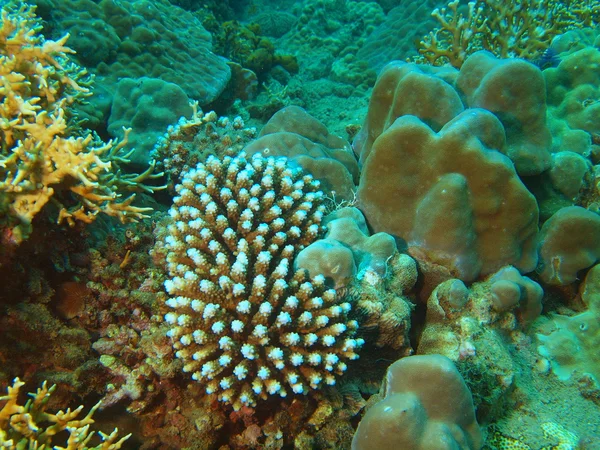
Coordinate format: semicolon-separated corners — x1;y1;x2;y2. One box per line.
0;0;599;448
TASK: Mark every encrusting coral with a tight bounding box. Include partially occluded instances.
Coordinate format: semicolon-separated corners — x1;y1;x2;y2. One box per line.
159;152;364;411
415;0;600;68
0;4;163;243
0;378;130;449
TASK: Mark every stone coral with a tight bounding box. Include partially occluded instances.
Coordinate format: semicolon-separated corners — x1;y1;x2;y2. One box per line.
0;4;162;242
244;106;359;201
416;0;599;68
351;355;482;450
356;108;539;282
37;0;231;104
537;206;600;285
160;152;363;410
545;46;600;156
0;378;130;449
151;104;257;186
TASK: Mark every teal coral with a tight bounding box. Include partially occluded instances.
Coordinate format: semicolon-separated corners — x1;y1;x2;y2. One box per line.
107;77;193;167
35;0;231;104
545;46;600;155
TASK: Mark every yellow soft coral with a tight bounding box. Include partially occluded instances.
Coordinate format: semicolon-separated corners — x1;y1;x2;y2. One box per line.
416;0;600;68
0;3;163;242
0;378;130;449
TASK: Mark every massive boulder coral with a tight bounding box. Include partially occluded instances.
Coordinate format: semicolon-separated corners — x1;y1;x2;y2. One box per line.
160;152;363;410
34;0;231;104
244;106;359;201
353;62;463;166
457;51;552;175
527;151;594;221
351;355;482;450
107;77;193;167
356;108;539;282
544;46;600;155
537;206;600;285
0;4;161;242
355;54;552;176
296;207;398;288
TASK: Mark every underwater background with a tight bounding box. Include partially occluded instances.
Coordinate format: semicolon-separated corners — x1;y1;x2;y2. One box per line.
1;0;600;448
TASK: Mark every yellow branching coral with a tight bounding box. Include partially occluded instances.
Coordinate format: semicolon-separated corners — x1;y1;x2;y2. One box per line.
415;0;600;68
0;378;130;449
0;4;164;242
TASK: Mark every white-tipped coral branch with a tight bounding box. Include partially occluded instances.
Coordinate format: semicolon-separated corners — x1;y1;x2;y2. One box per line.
160;152;363;410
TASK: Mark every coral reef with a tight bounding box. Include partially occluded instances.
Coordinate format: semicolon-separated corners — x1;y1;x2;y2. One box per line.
159;152;364;410
0;4;162;243
151;105;257;186
0;378;130;449
4;0;600;448
244;106;358;200
352;355;482;450
34;0;231;104
415;0;599;68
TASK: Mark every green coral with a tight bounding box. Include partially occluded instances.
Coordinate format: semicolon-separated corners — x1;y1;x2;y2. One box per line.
209;19;298;80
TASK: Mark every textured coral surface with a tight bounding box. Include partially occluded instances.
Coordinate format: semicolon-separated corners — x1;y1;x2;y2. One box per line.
160;152;363;410
3;1;600;449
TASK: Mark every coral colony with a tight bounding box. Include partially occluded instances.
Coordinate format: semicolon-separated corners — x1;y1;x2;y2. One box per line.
1;0;600;448
161;153;363;410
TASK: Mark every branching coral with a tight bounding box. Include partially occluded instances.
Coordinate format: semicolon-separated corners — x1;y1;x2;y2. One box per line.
0;378;130;449
416;0;599;68
160;152;363;410
0;4;163;242
151;103;257;185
